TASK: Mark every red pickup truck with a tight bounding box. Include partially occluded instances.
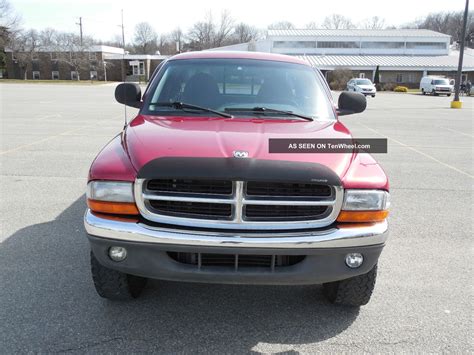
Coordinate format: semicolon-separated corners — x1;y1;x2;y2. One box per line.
85;51;389;306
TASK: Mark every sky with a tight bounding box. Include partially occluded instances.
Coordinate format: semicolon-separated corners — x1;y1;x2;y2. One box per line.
10;0;468;42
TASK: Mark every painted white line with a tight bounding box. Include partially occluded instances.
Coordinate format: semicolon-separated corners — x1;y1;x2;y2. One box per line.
442;127;474;138
0;125;93;155
356;122;474;179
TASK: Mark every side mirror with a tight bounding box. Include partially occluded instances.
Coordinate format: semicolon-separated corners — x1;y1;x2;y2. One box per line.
115;83;142;108
337;91;367;116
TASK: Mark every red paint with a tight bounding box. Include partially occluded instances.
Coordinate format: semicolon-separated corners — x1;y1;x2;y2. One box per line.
169;51;309;65
88;134;136;182
88;52;388;191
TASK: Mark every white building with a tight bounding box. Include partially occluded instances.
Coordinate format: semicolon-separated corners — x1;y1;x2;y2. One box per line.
210;29;474;87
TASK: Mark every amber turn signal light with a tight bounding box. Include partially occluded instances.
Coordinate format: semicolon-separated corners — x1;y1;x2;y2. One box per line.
337;210;389;223
87;199;139;215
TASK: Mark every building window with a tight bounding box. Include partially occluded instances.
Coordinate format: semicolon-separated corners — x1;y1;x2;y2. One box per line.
89;52;97;61
361;41;404;49
317;41;359;49
408;73;415;83
50;52;58;60
90;70;98;80
71;71;78;80
132;61;145;75
396;74;403;83
273;41;317;49
52;71;59;80
32;71;40;80
359;73;365;78
406;42;446;49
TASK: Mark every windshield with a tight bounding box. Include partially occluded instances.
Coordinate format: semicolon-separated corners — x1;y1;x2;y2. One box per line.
144;59;334;120
433;79;449;85
355;79;372;85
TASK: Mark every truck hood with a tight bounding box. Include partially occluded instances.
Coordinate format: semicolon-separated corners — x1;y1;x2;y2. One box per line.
125;115;356;178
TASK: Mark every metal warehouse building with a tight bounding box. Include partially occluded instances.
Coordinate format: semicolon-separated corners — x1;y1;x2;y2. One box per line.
210;29;474;87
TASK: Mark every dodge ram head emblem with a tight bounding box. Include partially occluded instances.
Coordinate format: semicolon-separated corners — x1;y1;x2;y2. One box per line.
233;150;249;158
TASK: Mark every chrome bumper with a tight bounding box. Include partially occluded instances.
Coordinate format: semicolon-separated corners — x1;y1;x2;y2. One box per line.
84;210;388;249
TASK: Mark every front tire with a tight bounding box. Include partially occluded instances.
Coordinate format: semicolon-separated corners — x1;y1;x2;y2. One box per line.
90;251;147;300
371;94;375;98
323;264;377;307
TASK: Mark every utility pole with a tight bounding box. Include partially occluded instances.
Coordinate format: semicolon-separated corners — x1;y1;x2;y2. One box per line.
120;9;126;82
76;17;83;46
451;0;469;108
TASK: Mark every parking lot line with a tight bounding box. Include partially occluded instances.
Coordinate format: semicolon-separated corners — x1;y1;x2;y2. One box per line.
356;122;474;179
441;127;474;138
0;125;94;156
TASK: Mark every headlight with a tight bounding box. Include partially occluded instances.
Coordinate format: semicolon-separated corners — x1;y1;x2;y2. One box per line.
87;181;134;202
342;190;390;211
87;181;138;215
337;189;390;223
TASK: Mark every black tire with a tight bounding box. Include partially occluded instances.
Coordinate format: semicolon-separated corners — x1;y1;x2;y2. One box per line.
447;93;451;97
323;264;377;307
422;89;426;95
90;251;147;300
371;94;375;98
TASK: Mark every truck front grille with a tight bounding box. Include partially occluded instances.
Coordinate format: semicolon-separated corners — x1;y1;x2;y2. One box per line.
136;179;342;230
244;204;328;221
148;200;232;220
168;252;305;270
147;179;233;195
246;181;332;197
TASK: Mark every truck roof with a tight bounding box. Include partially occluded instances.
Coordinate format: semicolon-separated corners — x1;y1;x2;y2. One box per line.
168;51;309;66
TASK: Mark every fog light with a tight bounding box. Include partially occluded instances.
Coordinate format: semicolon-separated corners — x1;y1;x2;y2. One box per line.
109;246;127;262
345;253;363;268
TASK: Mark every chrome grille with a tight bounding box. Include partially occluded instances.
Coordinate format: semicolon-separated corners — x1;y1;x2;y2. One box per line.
135;179;343;230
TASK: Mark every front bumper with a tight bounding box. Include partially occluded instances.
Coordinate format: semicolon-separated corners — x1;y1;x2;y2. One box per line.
84;210;388;285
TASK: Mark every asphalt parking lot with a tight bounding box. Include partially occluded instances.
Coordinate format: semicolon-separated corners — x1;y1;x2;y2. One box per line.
0;83;472;353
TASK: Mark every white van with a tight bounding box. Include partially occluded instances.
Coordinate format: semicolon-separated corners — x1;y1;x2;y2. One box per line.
420;76;453;96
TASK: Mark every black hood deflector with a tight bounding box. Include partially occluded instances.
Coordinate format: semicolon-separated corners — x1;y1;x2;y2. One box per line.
138;157;341;186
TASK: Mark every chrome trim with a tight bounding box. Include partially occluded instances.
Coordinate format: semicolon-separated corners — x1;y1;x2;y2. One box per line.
135;179;343;230
84;209;388;249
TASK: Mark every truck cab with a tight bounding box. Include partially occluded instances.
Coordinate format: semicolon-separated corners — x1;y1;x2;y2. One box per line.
85;52;389;306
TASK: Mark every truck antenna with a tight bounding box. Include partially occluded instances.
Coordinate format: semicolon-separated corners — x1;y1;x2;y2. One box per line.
120;9;127;130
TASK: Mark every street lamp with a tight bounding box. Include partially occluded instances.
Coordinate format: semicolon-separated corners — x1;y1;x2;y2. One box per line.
451;0;470;108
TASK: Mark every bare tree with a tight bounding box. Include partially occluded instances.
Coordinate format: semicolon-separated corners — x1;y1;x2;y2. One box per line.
133;22;158;54
417;11;473;46
53;32;95;80
170;27;184;52
305;22;319;29
0;0;22;48
187;11;215;50
214;10;235;47
39;28;59;48
322;14;355;29
361;16;386;30
9;29;43;79
268;21;295;30
233;23;260;43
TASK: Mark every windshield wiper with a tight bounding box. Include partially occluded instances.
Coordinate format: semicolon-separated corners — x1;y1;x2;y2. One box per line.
224;107;313;121
151;101;233;118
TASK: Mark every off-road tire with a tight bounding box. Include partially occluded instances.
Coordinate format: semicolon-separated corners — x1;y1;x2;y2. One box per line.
323;264;377;307
90;251;147;300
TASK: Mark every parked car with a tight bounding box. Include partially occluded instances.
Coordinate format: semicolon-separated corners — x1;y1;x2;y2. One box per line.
85;52;390;306
420;76;453;96
346;78;377;97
